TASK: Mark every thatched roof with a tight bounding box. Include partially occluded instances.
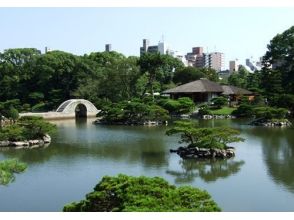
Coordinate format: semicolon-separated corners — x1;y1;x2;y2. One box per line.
163;79;223;94
221;85;253;95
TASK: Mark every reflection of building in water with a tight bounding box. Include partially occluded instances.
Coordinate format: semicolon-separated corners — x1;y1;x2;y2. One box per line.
166;159;245;184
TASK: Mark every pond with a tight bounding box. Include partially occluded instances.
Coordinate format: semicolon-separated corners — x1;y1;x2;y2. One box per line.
0;118;294;211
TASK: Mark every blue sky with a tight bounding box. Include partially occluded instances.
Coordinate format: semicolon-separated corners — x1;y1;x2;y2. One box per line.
0;7;294;67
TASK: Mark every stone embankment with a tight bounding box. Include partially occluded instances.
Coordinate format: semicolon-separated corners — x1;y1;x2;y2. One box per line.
170;146;235;159
250;118;292;127
202;115;236;120
0;134;51;148
94;120;168;126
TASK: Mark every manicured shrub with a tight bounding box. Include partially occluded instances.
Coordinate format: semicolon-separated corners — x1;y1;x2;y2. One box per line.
63;174;221;212
232;104;254;118
198;104;211;116
253;107;288;119
211;96;228;109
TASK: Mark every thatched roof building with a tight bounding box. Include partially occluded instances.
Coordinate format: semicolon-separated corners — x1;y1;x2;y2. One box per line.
162;79;253;103
221;85;253;95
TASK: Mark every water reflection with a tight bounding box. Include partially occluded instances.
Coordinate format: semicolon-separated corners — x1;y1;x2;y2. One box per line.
0;119;170;169
166;158;245;184
244;126;294;193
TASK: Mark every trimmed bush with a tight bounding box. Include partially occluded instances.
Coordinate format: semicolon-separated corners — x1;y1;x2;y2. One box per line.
63;174;220;212
253;107;288;119
232;104;254;118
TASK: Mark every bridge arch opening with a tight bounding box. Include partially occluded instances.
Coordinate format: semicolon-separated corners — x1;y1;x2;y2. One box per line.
75;104;87;118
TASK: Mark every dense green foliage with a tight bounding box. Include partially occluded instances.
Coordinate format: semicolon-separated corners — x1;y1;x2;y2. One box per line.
173;67;218;85
262;26;294;94
97;98;169;124
232;105;288;119
63;174;220;212
0;49;188;110
232;104;254;118
0;116;56;141
137;52;184;98
166;121;244;149
210;96;228;109
1;26;294;117
253;107;288;120
224;26;294;116
158;97;195;115
0;159;27;185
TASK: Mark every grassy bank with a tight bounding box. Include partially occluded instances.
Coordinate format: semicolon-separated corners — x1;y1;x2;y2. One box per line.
210;107;236;115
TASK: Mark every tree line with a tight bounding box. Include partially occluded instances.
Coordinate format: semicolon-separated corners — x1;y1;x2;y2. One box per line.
227;26;294;115
1;25;294;115
0;48;219;112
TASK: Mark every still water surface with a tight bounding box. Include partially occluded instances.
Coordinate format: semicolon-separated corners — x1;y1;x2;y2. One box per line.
0;118;294;211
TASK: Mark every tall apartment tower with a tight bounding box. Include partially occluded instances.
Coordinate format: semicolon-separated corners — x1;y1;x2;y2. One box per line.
205;52;224;72
105;44;112;52
185;47;205;67
192;47;203;55
140;39;150;55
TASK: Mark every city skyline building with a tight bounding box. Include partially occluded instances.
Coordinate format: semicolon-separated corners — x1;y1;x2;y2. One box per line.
105;44;112;52
229;59;239;73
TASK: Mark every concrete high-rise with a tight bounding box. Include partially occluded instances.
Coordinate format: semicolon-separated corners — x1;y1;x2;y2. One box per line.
204;52;224;72
105;44;112;52
229;60;238;73
140;39;169;55
185;47;224;72
192;47;203;55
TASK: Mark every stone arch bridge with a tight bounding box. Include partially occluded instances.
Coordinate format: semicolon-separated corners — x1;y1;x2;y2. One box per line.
20;99;100;120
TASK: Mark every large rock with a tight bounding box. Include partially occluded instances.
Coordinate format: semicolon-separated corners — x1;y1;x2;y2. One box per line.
0;141;10;147
9;141;29;147
43;134;51;143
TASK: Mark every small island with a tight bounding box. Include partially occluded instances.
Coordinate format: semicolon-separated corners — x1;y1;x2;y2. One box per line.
167;120;244;159
0;116;56;148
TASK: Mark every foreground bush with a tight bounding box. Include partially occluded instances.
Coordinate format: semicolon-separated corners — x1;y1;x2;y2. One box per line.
0;159;27;185
63;174;220;212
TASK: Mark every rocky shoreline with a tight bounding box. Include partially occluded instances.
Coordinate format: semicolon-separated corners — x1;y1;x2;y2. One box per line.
170;146;235;159
0;134;51;148
94;119;168;126
201;114;236;120
250;118;292;127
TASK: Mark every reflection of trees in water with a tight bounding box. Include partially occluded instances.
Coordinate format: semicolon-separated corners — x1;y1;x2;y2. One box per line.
244;126;294;193
0;136;168;169
166;158;244;184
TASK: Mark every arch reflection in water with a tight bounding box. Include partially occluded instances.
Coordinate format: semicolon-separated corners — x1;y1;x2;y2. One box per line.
166;158;245;184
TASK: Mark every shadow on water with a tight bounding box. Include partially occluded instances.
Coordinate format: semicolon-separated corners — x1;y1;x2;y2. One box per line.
243;126;294;193
166;158;245;184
